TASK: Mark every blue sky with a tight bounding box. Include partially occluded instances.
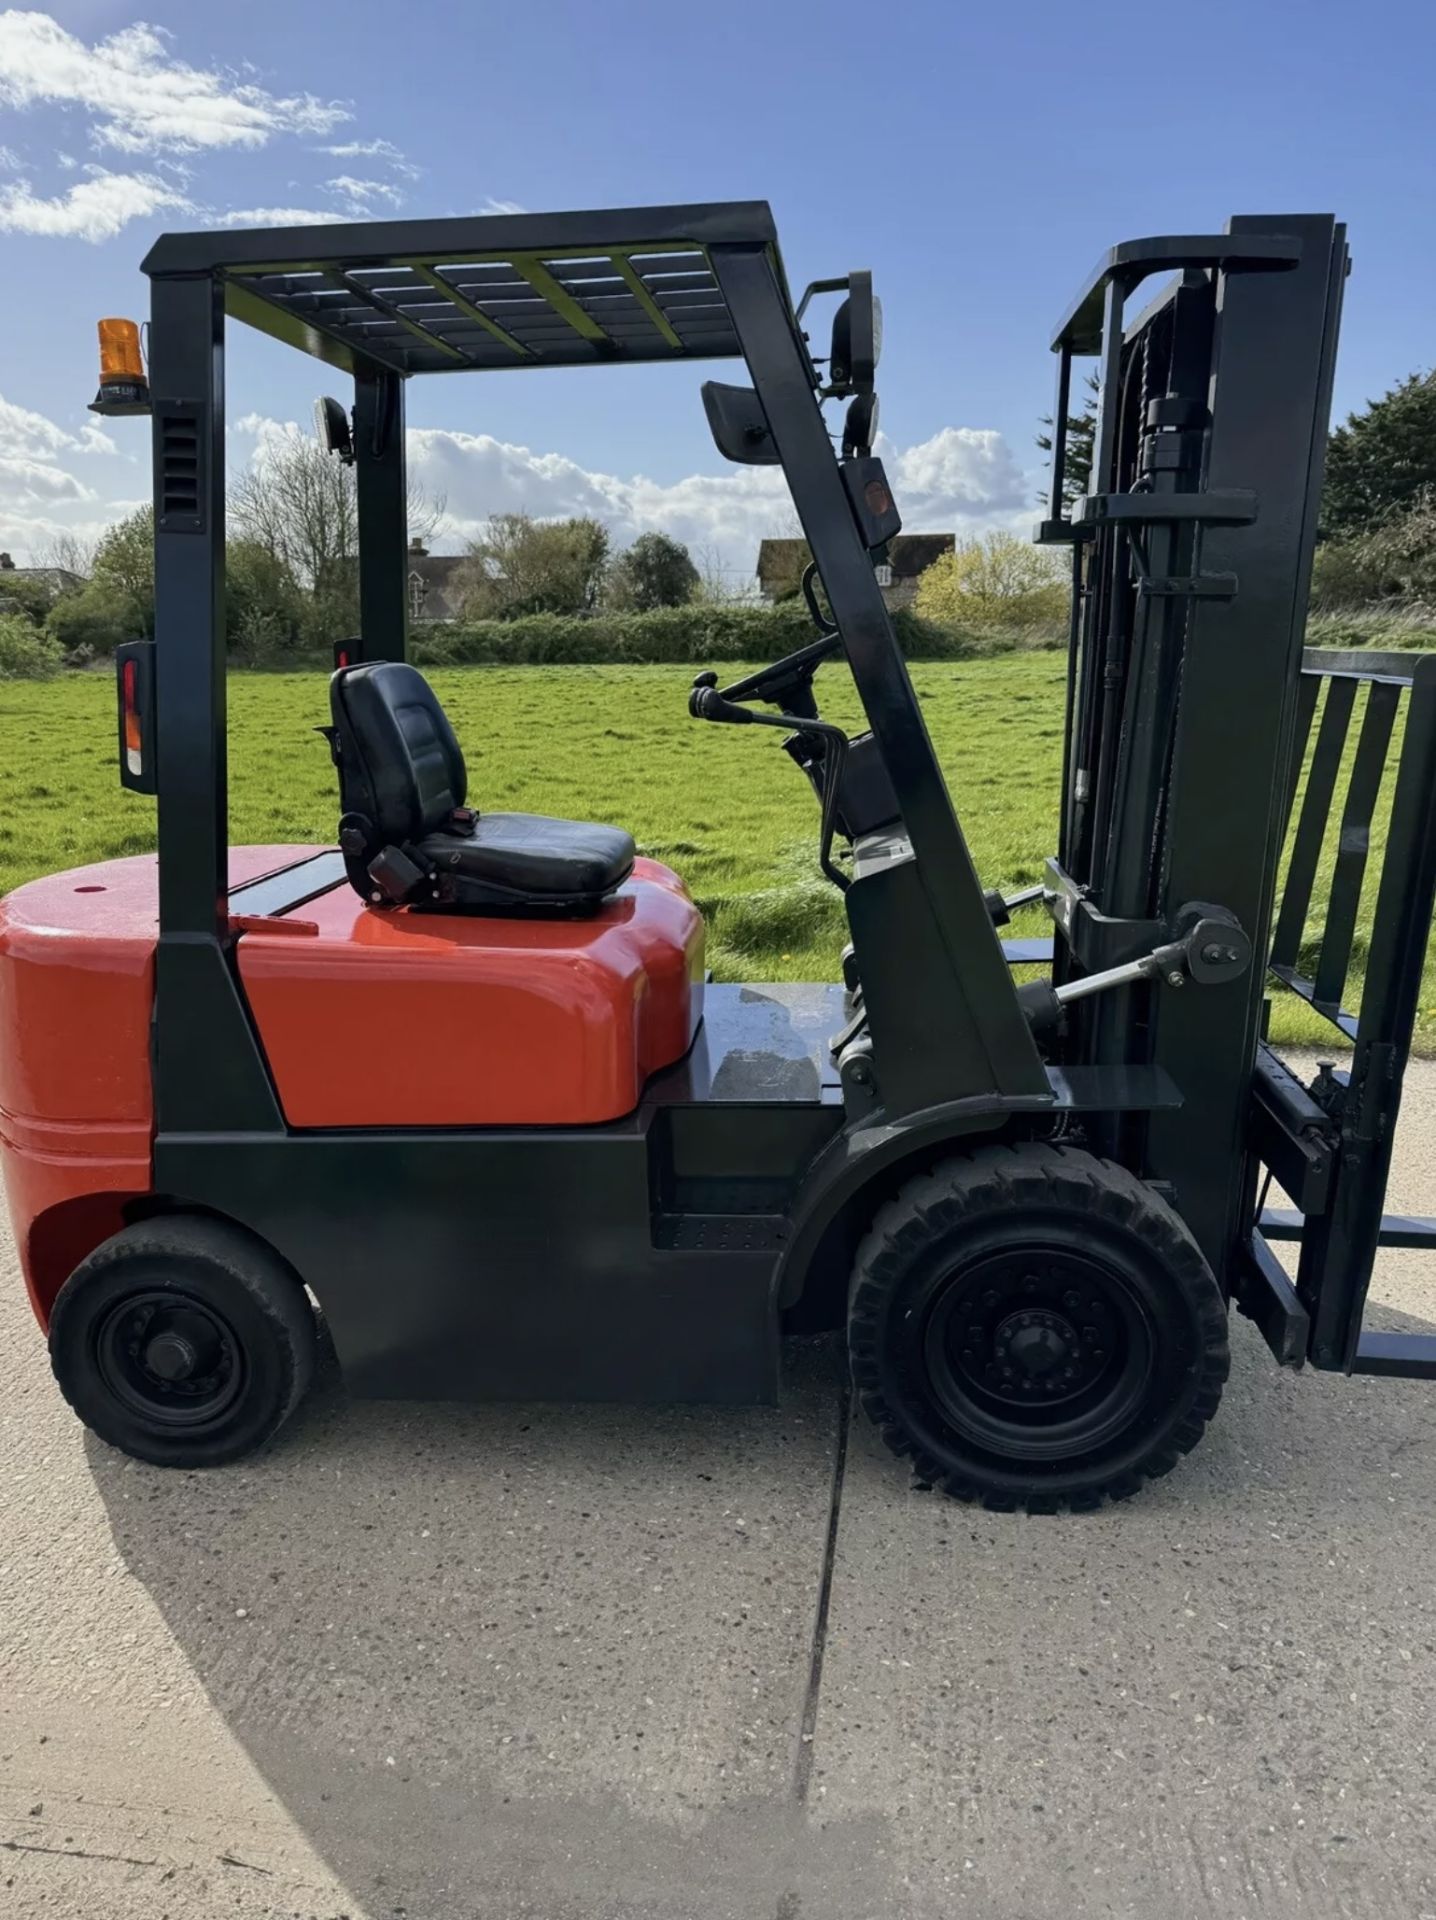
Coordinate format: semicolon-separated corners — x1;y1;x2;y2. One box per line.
1;0;1433;578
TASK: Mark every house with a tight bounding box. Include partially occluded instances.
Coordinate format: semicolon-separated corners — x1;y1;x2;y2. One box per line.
0;552;83;599
405;539;467;623
754;533;955;612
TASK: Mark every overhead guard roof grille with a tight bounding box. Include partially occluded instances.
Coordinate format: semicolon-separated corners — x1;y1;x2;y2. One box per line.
142;202;787;377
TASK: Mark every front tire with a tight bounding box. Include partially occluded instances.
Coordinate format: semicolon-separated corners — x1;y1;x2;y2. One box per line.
848;1144;1229;1512
49;1215;317;1469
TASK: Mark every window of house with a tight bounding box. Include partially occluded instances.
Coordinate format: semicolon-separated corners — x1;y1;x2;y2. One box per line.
874;563;893;588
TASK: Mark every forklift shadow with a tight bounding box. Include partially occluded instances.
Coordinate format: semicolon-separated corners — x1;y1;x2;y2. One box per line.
87;1331;898;1920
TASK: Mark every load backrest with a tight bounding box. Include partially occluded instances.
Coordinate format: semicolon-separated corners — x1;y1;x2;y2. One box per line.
329;662;467;843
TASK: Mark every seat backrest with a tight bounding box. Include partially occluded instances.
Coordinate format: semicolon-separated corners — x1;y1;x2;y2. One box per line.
330;662;467;843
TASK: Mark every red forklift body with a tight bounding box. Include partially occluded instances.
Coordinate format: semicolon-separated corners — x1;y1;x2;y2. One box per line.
0;845;702;1321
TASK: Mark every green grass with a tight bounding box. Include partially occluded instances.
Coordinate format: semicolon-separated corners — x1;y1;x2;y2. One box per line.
0;655;1424;1049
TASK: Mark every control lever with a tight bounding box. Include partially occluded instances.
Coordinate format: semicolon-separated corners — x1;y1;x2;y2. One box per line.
689;671;854;892
689;672;756;725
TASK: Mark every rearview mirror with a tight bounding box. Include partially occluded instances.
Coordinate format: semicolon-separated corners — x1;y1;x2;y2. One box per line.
314;395;355;465
830;271;882;395
701;382;780;465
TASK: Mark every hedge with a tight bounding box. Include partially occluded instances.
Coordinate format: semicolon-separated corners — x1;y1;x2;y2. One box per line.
409;604;1061;668
0;612;63;679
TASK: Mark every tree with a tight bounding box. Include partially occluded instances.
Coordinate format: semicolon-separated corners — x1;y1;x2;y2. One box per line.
455;513;610;618
46;505;157;655
1310;488;1436;609
90;505;157;635
44;503;305;660
230;429;444;644
915;531;1067;629
1322;370;1436;541
34;529;98;579
1037;370;1100;509
606;532;699;610
226;538;306;661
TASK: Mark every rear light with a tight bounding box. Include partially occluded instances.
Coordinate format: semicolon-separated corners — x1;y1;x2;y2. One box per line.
115;641;157;794
333;638;355;670
122;659;142;773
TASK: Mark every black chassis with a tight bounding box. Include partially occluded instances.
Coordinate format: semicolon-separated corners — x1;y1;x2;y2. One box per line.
133;202;1418;1404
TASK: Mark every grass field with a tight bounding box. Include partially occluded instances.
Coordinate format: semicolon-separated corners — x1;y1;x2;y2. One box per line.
0;654;1421;1049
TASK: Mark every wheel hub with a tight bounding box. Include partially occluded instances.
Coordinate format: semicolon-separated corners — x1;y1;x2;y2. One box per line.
997;1308;1074;1379
144;1329;201;1381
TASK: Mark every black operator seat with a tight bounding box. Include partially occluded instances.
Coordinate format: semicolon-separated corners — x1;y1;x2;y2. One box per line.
328;662;635;914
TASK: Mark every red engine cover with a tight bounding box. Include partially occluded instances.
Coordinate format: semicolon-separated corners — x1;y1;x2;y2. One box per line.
237;857;705;1127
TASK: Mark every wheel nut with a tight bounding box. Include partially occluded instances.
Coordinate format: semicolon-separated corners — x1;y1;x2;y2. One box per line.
1063;1290;1080;1309
983;1290;999;1307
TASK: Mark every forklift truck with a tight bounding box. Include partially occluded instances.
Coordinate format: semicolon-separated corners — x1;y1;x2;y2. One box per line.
3;203;1433;1512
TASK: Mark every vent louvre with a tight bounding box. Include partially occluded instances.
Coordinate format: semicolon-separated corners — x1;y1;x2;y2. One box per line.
156;407;204;530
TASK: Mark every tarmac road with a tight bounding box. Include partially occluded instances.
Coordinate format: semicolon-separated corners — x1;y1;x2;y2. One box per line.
4;1056;1436;1919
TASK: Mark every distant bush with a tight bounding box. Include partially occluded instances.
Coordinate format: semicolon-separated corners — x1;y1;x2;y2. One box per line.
915;533;1069;631
45;589;133;659
1305;609;1436;652
409;604;1053;668
1310;491;1436;615
0;612;63;679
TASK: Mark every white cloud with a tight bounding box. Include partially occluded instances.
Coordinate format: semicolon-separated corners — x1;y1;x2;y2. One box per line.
236;414;1036;578
324;174;403;211
0;142;19;168
0;12;349;154
215;204;351;229
0;164;190;239
0;391;76;456
0;388;139;557
0;451;92;501
0;391;103;510
887;427;1030;518
317;137;418;178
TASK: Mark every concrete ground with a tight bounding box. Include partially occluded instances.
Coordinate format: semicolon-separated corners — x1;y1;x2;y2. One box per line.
4;1061;1436;1919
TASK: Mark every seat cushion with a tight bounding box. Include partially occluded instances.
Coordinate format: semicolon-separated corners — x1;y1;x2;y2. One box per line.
417;811;636;907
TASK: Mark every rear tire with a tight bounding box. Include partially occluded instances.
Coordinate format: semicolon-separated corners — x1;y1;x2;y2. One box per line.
49;1215;316;1469
847;1143;1229;1512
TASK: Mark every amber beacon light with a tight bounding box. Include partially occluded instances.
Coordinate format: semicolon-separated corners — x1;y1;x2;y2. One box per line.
89;318;151;417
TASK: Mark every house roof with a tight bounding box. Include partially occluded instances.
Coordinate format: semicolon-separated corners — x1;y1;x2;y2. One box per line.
755;532;954;580
0;564;82;593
